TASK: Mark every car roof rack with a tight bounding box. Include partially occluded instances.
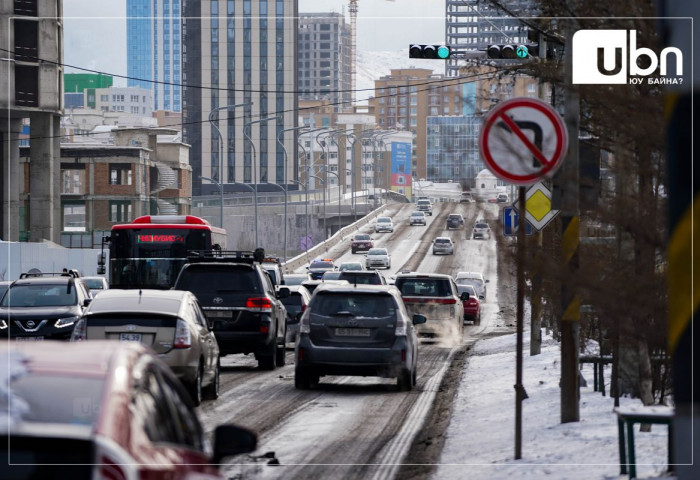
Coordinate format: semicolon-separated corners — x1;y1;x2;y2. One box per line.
19;269;80;279
187;248;265;264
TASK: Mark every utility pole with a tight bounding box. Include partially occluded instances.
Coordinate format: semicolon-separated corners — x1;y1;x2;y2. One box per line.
554;27;581;424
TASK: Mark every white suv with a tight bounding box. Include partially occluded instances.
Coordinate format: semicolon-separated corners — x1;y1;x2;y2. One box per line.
409;211;427;226
454;271;488;300
416;199;433;216
375;217;394;233
394;273;466;339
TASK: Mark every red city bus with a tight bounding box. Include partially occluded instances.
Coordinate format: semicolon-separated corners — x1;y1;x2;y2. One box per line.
103;215;227;289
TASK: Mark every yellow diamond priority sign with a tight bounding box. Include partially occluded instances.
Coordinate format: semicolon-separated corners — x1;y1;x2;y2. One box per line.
512;182;560;231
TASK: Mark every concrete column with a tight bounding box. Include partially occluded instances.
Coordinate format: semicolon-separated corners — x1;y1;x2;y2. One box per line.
1;119;23;241
52;115;61;243
29;113;59;242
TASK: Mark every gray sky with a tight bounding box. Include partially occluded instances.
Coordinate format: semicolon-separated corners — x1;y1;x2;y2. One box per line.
62;0;445;84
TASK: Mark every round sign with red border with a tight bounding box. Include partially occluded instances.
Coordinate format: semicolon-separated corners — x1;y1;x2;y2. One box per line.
479;97;568;185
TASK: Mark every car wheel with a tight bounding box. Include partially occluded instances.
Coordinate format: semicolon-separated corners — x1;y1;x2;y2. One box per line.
258;342;277;370
295;368;319;390
189;362;203;406
412;367;418;386
352;249;356;254
276;339;286;366
203;358;220;400
397;369;413;392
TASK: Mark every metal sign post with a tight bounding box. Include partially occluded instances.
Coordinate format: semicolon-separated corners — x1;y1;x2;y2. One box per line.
479;96;569;460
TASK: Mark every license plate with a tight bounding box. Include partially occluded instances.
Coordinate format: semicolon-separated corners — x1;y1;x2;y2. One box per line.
16;336;43;341
119;333;142;342
206;311;232;318
335;328;370;337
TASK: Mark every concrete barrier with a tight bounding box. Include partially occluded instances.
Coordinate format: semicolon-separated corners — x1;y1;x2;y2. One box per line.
281;206;387;273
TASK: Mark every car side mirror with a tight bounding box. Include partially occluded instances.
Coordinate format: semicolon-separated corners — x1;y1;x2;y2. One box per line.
479;295;485;301
485;279;490;283
277;287;290;299
211;425;258;463
83;298;92;307
412;314;427;325
460;292;469;301
306;266;310;270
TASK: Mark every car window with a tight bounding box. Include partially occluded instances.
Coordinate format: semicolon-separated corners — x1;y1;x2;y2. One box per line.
355;234;370;240
395;278;452;297
367;249;387;255
310;261;334;269
377;217;391;223
475;223;489;229
338;272;381;285
1;284;78;307
314;293;396;318
263;267;278;286
83;278;105;289
177;266;261;294
435;239;451;244
322;271;343;280
158;369;205;450
6;374;104;425
281;293;303;315
132;370;181;445
284;275;308;286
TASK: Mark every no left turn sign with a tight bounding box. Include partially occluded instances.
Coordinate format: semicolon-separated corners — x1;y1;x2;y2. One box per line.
479;97;568;185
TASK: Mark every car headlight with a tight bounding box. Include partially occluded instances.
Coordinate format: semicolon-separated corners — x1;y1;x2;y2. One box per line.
55;316;80;328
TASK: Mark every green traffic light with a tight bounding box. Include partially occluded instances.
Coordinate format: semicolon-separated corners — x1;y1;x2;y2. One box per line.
437;46;450;59
516;45;528;58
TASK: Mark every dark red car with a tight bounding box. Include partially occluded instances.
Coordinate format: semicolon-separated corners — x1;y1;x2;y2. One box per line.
351;234;374;254
2;341;256;479
457;284;481;325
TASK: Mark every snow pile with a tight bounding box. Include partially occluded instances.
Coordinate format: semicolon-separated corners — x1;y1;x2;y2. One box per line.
434;331;672;480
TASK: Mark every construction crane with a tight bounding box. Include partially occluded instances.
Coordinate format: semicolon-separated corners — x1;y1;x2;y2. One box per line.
348;0;394;107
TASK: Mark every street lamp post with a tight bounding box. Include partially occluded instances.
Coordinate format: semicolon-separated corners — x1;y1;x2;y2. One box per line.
308;174;325;239
208;102;252;228
376;132;395;204
289;179;308;253
323;167;342;234
277;126;308;262
244;116;281;248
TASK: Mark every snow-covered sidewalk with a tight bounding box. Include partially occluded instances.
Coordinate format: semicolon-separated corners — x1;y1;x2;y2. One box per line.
432;332;672;480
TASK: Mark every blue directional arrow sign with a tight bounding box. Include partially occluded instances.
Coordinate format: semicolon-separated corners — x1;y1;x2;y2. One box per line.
503;207;533;236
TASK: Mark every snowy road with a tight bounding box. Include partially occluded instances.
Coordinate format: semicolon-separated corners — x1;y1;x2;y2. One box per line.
197;200;504;479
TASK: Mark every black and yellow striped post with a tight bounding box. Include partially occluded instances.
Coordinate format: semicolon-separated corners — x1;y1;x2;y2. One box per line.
666;89;697;474
556;28;581;424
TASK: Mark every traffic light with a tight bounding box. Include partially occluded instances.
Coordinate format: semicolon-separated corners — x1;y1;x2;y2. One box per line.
409;44;451;59
487;44;538;60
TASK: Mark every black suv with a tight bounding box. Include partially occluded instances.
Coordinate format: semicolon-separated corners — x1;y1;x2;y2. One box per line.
0;271;92;340
173;250;289;370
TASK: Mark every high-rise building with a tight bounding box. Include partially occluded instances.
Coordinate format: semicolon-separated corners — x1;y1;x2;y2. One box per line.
127;0;182;112
182;0;298;196
426;115;482;185
369;69;465;180
1;0;64;242
445;0;532;76
298;12;351;112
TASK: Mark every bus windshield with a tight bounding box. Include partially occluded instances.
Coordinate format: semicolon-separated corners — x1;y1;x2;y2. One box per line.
109;227;212;289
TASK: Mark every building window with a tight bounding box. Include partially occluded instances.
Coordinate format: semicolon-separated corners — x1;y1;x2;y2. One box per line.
100;95;108;101
62;202;86;232
109;164;133;185
109;201;132;223
61;168;86;194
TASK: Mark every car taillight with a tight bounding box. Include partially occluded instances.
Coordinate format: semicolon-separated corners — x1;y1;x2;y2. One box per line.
301;304;307;312
99;455;128;480
395;316;407;336
70;318;87;341
246;297;273;312
260;325;269;334
299;310;310;334
173;319;191;349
